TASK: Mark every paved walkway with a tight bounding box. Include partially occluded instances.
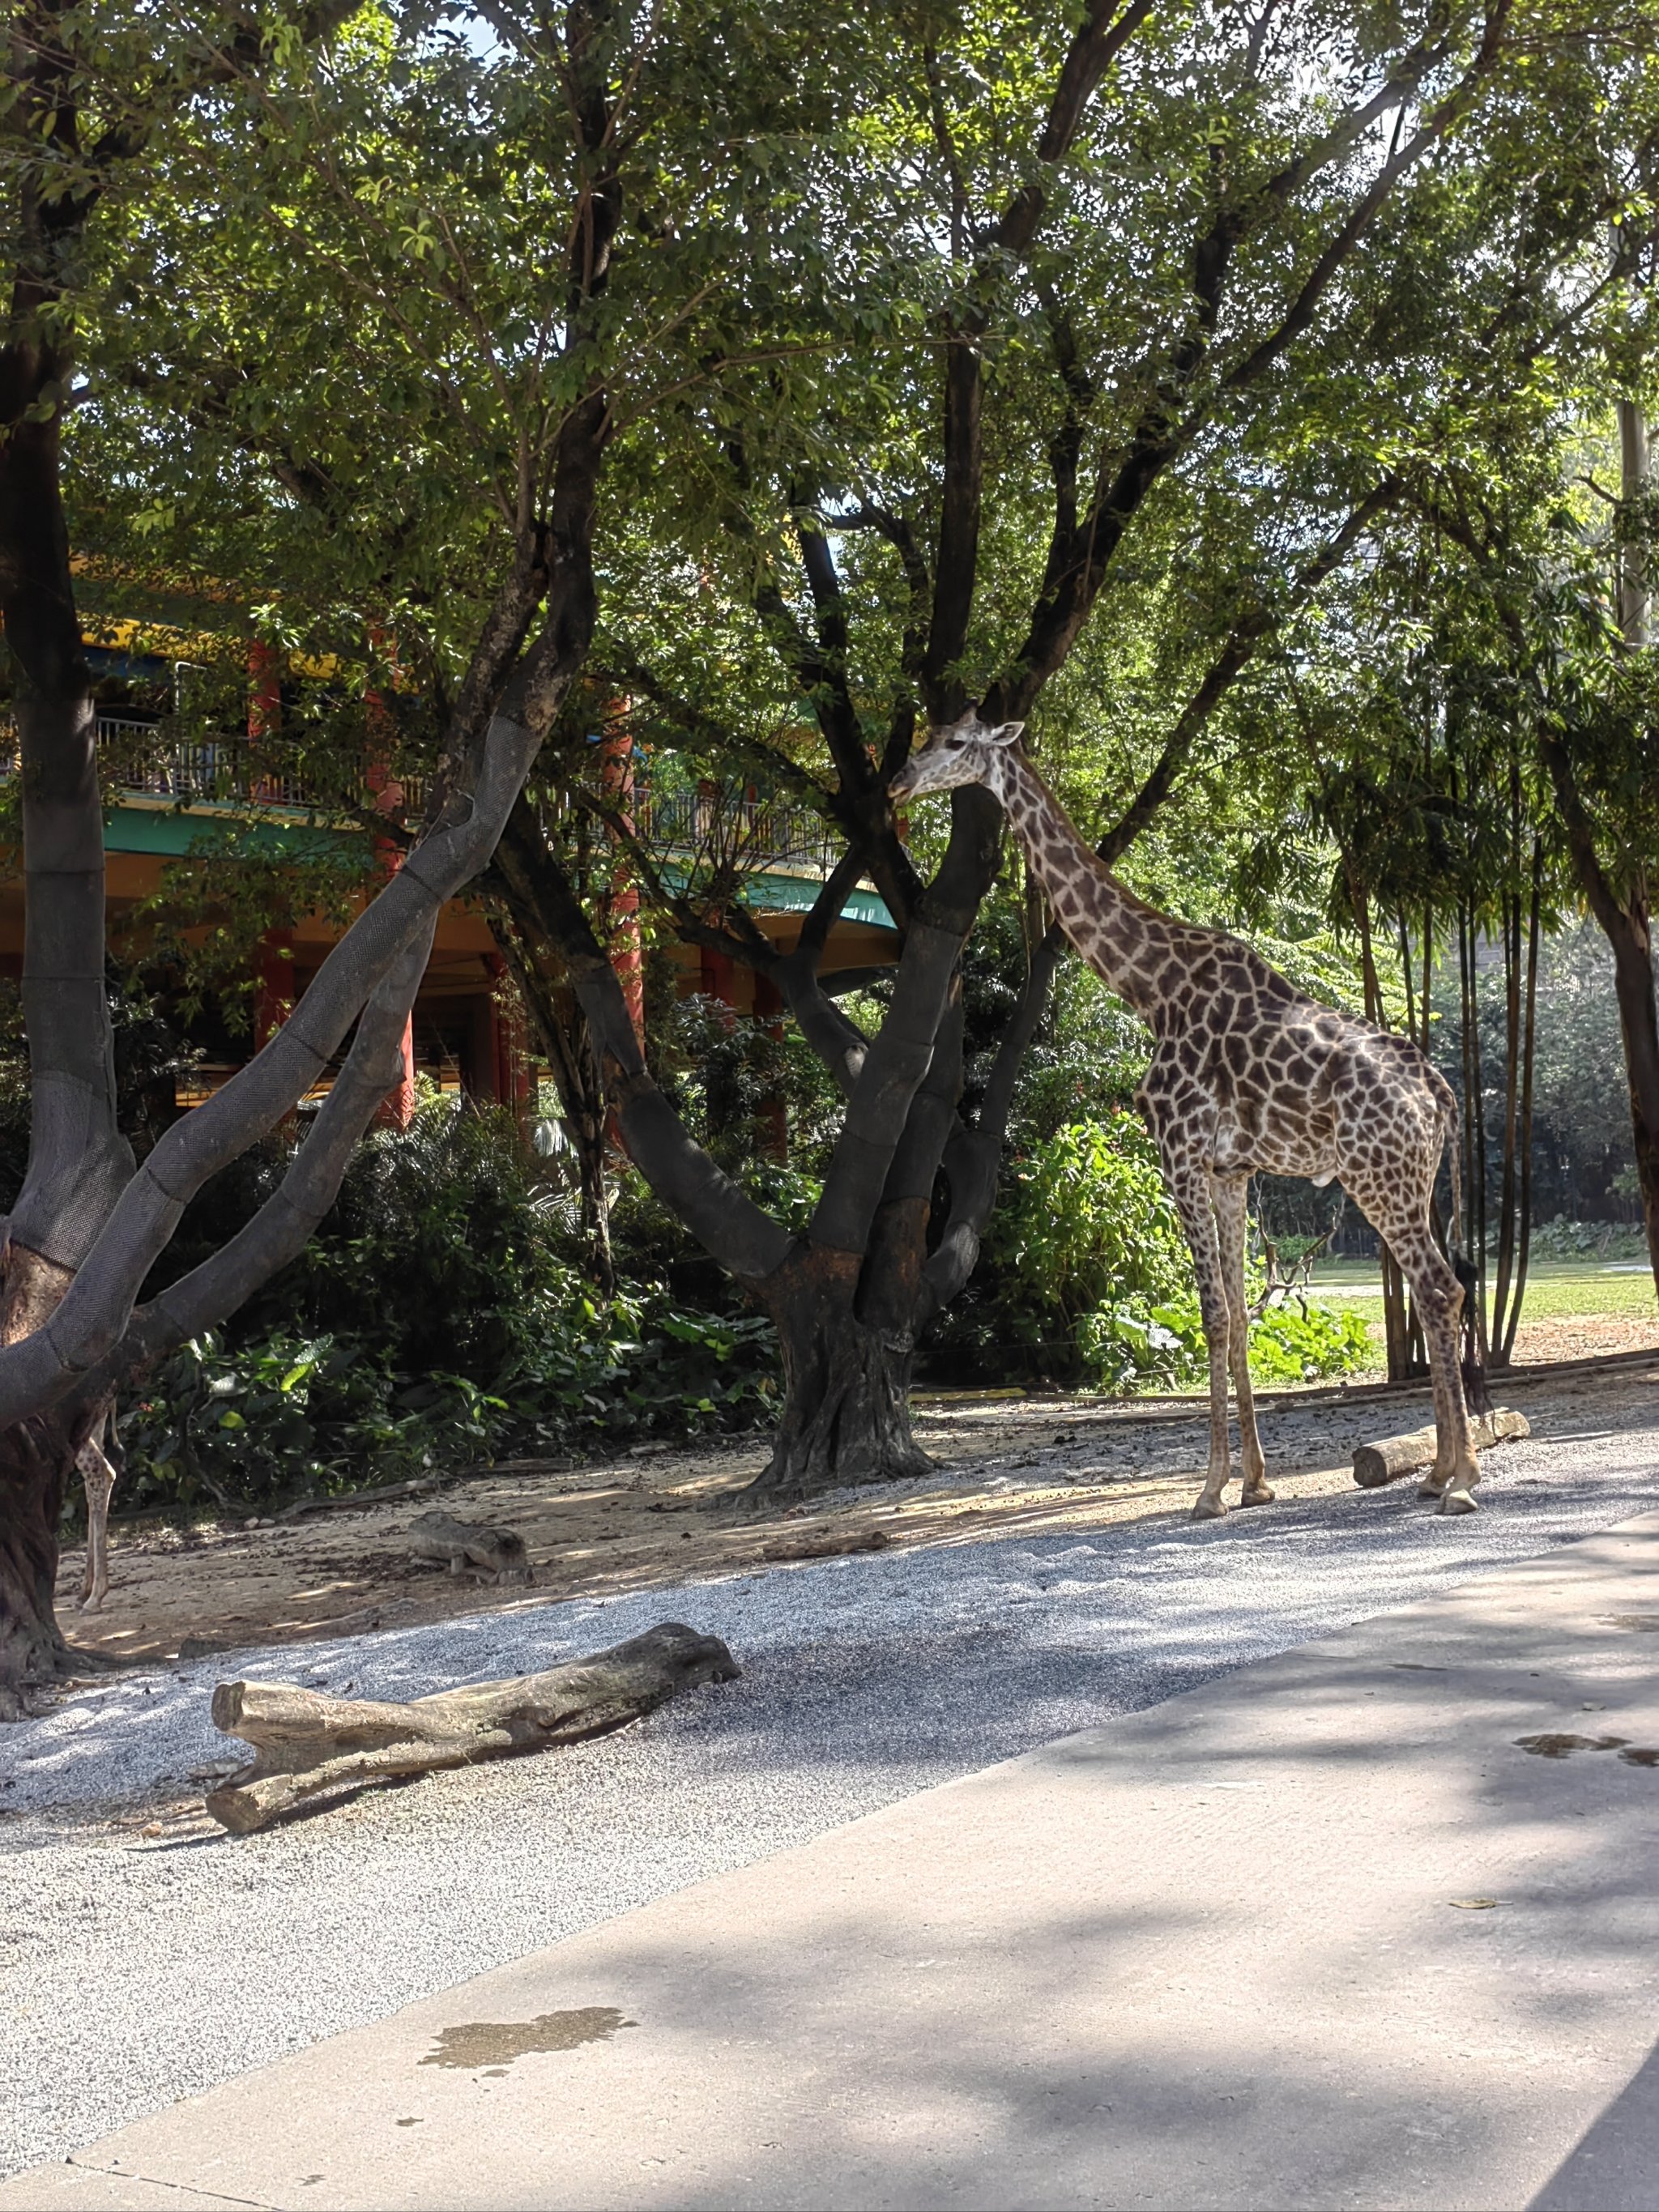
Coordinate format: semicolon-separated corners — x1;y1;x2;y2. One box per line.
9;1511;1659;2212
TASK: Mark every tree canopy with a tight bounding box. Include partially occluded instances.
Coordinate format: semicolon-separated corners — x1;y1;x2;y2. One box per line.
2;0;1658;1703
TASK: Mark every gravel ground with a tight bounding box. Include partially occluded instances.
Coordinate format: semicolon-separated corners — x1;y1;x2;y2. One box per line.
4;1394;1659;2179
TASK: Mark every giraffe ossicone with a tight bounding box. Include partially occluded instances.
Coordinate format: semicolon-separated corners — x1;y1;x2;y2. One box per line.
890;709;1482;1519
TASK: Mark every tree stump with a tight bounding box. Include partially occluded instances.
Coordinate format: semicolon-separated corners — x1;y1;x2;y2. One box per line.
407;1509;534;1584
204;1622;738;1835
1352;1408;1530;1489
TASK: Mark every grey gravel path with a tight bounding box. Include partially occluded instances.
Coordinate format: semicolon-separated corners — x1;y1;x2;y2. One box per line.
4;1393;1659;2180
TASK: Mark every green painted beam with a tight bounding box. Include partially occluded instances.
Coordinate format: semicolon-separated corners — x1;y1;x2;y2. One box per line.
105;803;360;862
102;802;896;931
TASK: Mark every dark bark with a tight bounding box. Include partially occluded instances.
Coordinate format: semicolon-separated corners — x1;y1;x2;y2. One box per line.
0;1411;82;1720
1603;902;1659;1286
1538;730;1659;1297
501;799;794;1282
1495;850;1542;1366
0;12;139;1711
745;1246;930;1505
0;1249;96;1717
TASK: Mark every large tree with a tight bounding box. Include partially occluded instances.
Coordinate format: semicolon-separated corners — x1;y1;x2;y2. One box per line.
493;0;1657;1498
0;0;767;1712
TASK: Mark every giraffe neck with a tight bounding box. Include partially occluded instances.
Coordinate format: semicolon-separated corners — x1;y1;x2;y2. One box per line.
987;749;1177;1014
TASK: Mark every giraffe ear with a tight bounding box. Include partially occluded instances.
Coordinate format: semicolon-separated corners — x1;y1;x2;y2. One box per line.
989;721;1025;747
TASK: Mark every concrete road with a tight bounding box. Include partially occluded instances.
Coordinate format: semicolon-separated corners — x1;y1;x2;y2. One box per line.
7;1511;1659;2211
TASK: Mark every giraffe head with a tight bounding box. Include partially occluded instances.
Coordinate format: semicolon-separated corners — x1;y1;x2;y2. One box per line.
889;710;1025;801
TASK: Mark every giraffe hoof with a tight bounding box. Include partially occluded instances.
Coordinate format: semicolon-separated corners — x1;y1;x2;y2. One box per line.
1418;1474;1452;1498
1192;1495;1229;1521
1438;1487;1479;1516
1239;1482;1275;1507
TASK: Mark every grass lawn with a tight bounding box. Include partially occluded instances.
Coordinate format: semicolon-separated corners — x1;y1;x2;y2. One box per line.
1304;1255;1659;1374
1311;1256;1658;1323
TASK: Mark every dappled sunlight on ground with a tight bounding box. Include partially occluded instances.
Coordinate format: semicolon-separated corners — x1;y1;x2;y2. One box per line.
52;1356;1659;1669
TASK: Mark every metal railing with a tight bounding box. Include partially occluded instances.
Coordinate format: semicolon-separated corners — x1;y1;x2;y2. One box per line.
629;786;840;877
4;716;838;876
93;716;411;816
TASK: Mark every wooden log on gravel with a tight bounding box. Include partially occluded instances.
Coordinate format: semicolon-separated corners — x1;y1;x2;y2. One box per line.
204;1622;739;1835
759;1524;891;1563
1353;1409;1531;1489
407;1508;534;1583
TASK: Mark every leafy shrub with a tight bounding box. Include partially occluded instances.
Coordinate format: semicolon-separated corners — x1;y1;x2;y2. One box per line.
114;1094;780;1519
1235;1298;1374;1383
932;1113;1371;1391
1529;1216;1649;1261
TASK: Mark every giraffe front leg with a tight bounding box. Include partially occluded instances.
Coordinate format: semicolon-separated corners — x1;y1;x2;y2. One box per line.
1214;1175;1272;1507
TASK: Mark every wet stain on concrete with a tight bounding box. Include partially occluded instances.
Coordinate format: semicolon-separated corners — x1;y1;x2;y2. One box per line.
1601;1613;1659;1631
420;2008;636;2071
1515;1733;1630;1758
1618;1746;1659;1767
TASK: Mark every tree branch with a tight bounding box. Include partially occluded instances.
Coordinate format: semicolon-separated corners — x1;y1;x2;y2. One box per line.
493;799;793;1281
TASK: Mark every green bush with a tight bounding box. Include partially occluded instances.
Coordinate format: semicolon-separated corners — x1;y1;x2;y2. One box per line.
1529;1216;1648;1261
932;1113;1372;1392
1236;1298;1374;1383
114;1094;781;1519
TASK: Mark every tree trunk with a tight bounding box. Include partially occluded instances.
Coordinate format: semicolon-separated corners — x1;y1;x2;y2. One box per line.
0;1411;82;1719
744;1247;931;1505
1604;904;1659;1291
0;84;134;1711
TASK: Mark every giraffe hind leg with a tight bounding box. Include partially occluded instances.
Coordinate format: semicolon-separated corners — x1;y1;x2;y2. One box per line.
1213;1174;1271;1505
77;1434;117;1611
1361;1204;1479;1512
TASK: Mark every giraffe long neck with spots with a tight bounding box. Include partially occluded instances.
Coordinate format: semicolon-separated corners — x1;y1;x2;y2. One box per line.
987;748;1179;1016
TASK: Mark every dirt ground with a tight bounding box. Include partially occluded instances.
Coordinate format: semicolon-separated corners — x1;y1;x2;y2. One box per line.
55;1344;1659;1672
1494;1311;1659;1365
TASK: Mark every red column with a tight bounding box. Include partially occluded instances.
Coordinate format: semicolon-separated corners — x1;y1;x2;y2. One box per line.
484;953;532;1117
254;930;295;1051
365;636;417;1130
248;641;282;741
698;944;736;1019
600;720;644;1043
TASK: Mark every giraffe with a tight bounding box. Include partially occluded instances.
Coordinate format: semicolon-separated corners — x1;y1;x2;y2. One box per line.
76;1407;121;1611
889;711;1483;1518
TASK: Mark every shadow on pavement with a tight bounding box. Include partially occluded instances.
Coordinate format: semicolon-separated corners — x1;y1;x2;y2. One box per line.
1531;2032;1659;2211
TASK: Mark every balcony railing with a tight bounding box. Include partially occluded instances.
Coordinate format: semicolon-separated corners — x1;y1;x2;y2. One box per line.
2;715;845;880
629;786;841;878
92;716;420;817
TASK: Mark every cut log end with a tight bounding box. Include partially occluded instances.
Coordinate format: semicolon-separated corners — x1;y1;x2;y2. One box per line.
203;1622;738;1835
1353;1408;1530;1489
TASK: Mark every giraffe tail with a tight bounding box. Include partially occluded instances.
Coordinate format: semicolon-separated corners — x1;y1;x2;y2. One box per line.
1440;1088;1491;1414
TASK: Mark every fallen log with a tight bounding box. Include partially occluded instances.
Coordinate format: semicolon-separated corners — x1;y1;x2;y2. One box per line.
407;1508;534;1584
1353;1408;1530;1489
204;1622;739;1835
758;1524;891;1562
